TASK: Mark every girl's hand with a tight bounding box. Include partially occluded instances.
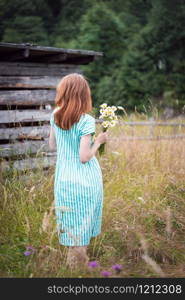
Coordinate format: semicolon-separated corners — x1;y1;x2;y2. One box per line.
96;132;108;144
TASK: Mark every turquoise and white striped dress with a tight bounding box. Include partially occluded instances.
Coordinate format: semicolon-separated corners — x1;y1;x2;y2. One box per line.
50;109;103;246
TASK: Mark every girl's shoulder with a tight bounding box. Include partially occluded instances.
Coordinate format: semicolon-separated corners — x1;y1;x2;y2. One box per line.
86;113;95;120
77;113;96;136
78;113;95;126
80;113;95;121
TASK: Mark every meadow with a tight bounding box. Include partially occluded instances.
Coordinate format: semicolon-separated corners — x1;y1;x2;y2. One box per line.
0;113;185;278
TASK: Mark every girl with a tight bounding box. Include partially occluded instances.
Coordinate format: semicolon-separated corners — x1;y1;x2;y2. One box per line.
49;73;108;268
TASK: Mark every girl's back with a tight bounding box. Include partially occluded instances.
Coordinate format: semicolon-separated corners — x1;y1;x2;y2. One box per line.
50;109;95;161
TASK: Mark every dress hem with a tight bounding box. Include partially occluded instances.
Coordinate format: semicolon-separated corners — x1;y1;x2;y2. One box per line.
58;232;101;247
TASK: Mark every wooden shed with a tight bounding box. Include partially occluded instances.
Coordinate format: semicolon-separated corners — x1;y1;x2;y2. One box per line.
0;42;102;172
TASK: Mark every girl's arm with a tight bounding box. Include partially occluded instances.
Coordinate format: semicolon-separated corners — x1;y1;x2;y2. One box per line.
49;127;56;151
79;132;108;163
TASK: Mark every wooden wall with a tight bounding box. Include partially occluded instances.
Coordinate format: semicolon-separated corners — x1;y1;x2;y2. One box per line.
0;62;82;172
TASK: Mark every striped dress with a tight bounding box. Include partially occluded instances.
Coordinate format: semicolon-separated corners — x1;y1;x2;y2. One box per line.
50;109;103;246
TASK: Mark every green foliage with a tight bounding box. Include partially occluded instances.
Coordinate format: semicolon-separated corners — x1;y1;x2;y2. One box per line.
53;0;91;46
0;0;185;112
115;0;185;110
71;2;126;105
2;16;49;45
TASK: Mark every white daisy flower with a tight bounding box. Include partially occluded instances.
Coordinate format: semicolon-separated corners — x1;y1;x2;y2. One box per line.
107;109;115;116
102;111;109;117
100;103;107;109
111;106;117;111
102;121;110;128
110;120;116;127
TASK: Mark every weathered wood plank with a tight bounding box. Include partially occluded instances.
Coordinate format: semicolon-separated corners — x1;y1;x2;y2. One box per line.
0;139;51;157
0;76;61;89
0;125;50;140
0;42;103;57
1;154;56;171
0;109;51;124
0;90;56;105
0;62;82;76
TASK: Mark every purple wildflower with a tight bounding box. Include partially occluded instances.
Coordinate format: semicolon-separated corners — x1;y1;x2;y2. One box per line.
112;264;122;272
24;245;36;256
101;271;112;277
26;246;36;252
24;250;31;256
88;261;99;268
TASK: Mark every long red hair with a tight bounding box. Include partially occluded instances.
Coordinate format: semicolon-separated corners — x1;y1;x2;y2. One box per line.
53;73;92;130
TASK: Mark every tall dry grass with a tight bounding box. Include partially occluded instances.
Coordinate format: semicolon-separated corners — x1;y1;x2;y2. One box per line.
0;116;185;277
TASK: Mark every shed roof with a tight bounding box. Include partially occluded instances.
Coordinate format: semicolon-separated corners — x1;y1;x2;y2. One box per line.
0;42;103;65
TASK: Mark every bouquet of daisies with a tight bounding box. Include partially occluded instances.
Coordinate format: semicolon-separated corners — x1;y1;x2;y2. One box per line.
98;103;124;156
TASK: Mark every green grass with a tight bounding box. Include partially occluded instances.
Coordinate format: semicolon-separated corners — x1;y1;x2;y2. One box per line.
0;114;185;278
